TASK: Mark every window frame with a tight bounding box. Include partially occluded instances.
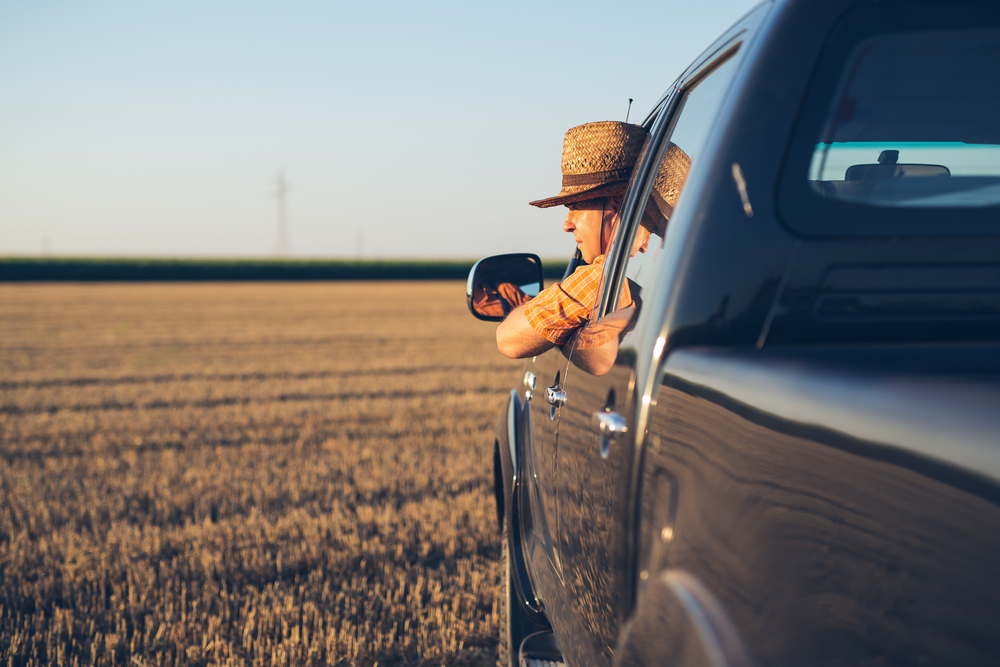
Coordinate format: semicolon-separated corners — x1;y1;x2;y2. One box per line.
595;38;745;320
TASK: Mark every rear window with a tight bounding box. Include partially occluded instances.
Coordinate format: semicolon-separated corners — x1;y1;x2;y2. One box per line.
779;4;1000;237
810;30;1000;208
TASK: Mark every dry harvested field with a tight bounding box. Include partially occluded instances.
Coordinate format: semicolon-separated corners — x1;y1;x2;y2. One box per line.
0;282;521;667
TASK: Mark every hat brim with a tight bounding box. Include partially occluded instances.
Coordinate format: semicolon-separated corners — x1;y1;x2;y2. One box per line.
528;180;629;209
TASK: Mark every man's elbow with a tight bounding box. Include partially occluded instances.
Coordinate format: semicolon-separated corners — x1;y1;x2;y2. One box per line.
496;324;552;359
496;330;529;359
583;357;614;376
568;343;618;376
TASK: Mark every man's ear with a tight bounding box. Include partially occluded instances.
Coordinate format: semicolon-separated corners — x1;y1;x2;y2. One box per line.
602;194;625;228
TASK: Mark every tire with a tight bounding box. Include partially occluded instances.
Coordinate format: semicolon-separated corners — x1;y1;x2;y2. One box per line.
499;528;516;667
499;527;546;667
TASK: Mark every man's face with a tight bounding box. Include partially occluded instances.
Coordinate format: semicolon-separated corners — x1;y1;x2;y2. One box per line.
563;198;617;263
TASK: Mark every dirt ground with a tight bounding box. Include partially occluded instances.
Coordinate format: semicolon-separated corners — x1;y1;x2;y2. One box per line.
0;281;521;667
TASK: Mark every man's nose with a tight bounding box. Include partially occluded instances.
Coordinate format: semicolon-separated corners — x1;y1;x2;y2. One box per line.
563;212;575;232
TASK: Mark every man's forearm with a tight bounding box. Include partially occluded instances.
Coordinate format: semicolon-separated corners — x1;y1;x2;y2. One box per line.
564;306;638;375
495;304;556;359
565;338;618;375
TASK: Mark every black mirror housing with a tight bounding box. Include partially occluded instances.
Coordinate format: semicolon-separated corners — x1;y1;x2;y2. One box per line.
466;253;544;322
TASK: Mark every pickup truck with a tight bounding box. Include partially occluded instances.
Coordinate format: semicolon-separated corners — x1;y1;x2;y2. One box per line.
466;0;1000;665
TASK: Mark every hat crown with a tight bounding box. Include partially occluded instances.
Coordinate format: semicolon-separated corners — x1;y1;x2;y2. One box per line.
529;120;648;208
652;142;692;209
561;121;648;176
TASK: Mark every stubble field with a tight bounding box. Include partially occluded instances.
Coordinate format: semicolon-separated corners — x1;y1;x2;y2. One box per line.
0;281;521;667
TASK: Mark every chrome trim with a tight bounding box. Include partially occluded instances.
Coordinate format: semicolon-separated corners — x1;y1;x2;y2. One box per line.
546;387;567;407
466;257;485;300
593;409;629;436
593;409;629;459
524;371;537;390
507;389;519;474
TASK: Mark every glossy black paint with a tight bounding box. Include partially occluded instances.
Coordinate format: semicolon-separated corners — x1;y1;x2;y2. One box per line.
475;0;1000;664
624;348;1000;666
494;390;549;626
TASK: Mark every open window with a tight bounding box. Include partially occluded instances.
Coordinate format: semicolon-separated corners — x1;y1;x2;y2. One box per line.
567;47;743;374
620;51;741;309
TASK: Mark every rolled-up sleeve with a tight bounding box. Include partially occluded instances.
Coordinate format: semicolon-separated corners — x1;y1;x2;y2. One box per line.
522;262;602;344
521;257;632;348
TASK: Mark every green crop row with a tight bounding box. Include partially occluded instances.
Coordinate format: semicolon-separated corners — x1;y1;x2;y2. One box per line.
0;257;570;282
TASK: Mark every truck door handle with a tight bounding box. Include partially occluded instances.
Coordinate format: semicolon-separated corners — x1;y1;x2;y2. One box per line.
593;409;628;436
593;409;628;458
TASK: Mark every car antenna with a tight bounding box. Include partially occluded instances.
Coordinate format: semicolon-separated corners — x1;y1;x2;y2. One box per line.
625;98;633;123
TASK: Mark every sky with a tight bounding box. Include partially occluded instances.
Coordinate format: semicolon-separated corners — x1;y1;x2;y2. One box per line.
0;0;763;260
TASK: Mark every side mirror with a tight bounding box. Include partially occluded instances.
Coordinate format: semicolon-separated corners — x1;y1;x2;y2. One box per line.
466;253;544;322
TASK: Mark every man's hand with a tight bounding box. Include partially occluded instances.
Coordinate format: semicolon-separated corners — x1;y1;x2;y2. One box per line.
566;306;638;375
575;305;637;347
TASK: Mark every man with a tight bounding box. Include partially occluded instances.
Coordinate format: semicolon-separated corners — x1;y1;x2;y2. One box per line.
496;122;691;373
495;121;650;360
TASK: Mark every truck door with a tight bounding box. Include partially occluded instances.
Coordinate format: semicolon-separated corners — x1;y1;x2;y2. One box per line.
553;45;745;667
519;252;593;604
520;331;569;592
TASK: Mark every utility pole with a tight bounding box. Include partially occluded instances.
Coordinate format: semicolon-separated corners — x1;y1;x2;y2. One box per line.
274;170;289;257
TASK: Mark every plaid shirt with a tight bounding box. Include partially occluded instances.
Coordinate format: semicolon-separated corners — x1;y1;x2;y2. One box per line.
522;255;632;348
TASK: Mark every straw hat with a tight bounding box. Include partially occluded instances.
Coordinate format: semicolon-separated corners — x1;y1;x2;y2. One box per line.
529;121;649;208
649;141;691;222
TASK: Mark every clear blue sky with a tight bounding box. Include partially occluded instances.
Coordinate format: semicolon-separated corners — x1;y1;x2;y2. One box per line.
0;0;762;260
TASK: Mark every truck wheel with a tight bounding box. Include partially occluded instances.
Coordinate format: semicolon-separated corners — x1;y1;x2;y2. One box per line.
499;527;531;667
499;528;515;667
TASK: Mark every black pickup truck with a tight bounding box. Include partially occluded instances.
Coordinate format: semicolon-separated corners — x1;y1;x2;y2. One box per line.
466;0;1000;665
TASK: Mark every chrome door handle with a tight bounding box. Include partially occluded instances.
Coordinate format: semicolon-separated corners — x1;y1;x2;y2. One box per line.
546;386;567;407
593;409;628;458
593;410;628;436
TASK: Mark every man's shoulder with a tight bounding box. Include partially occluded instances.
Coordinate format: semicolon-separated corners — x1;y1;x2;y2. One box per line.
526;254;607;310
562;256;605;288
